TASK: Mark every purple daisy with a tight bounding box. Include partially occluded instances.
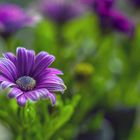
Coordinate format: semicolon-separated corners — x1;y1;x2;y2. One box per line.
99;10;135;36
0;3;32;38
40;0;83;25
80;0;115;11
81;0;134;36
0;47;66;106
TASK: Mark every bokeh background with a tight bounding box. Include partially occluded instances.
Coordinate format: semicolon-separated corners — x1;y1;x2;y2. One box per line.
0;0;140;140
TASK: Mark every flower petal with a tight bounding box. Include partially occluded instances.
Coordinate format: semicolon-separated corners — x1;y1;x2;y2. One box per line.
38;75;64;85
3;52;17;65
35;68;63;80
0;75;9;82
45;68;63;75
0;58;17;81
26;50;35;75
17;94;27;106
32;52;55;77
35;88;49;98
25;91;39;101
8;88;23;98
16;47;35;76
0;81;16;89
37;82;66;93
48;92;56;106
16;47;26;76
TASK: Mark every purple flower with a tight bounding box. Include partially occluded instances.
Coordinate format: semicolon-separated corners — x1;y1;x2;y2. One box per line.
99;10;135;36
0;3;32;38
40;0;83;25
80;0;115;11
0;47;66;106
81;0;134;36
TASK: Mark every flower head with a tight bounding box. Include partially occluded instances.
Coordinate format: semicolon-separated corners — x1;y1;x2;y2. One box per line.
0;3;32;38
81;0;134;36
80;0;115;12
99;10;135;36
40;0;83;25
0;47;66;106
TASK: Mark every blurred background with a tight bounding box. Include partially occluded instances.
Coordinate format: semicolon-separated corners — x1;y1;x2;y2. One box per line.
0;0;140;140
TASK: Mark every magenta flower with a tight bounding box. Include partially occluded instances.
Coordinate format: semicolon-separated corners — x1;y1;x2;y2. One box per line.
0;47;66;106
80;0;115;11
0;3;32;38
40;0;82;25
80;0;134;36
99;10;135;36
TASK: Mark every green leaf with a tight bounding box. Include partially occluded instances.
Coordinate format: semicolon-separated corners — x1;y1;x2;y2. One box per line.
45;105;74;140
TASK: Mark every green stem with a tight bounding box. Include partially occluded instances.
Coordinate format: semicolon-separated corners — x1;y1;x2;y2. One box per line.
17;106;29;140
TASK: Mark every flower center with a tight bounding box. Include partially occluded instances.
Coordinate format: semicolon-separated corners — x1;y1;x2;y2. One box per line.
16;76;36;91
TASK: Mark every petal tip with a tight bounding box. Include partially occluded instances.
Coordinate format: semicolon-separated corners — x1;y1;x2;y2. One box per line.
17;95;27;107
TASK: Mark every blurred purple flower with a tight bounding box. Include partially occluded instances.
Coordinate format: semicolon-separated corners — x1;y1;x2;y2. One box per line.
0;47;66;106
40;0;83;25
80;0;115;11
99;10;135;36
0;3;32;38
81;0;134;36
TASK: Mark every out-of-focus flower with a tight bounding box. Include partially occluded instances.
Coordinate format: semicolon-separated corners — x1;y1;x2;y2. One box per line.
0;47;66;106
40;0;83;25
80;0;115;12
80;0;134;36
74;63;95;82
0;3;32;38
99;10;135;36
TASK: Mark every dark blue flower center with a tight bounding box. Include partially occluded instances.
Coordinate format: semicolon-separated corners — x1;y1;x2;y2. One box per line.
16;76;36;91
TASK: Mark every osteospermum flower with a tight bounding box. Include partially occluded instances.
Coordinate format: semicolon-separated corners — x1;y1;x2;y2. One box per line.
80;0;115;11
0;47;66;106
99;10;135;36
81;0;134;36
40;0;83;25
0;3;32;38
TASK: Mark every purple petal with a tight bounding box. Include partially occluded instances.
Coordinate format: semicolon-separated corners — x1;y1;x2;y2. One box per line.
37;82;66;93
0;75;9;82
0;58;17;81
35;68;63;80
16;47;27;76
38;75;64;84
16;47;35;76
24;88;53;102
47;68;63;75
0;81;16;89
26;88;49;99
24;88;56;105
25;91;39;101
8;88;23;98
48;92;56;106
0;58;17;79
2;52;17;65
16;94;27;106
32;52;55;77
26;50;35;75
34;88;49;98
33;51;48;68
